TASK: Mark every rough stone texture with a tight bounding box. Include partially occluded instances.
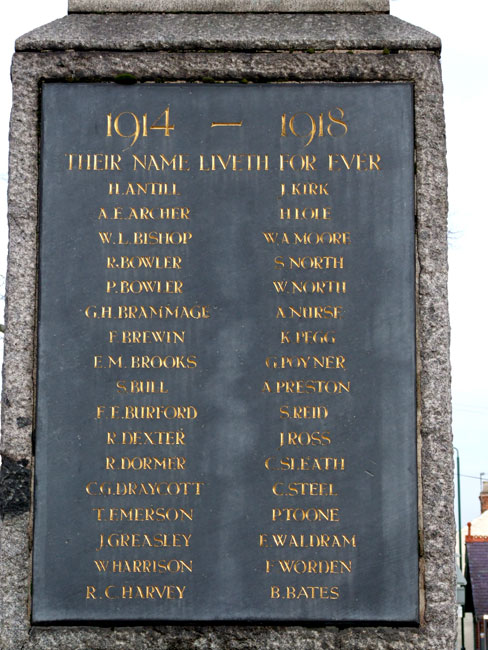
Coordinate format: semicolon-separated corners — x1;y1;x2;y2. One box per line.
17;14;440;52
0;457;30;518
68;0;390;13
1;10;454;650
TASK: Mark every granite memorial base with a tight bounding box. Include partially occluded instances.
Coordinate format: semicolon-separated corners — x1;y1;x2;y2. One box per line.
0;1;455;648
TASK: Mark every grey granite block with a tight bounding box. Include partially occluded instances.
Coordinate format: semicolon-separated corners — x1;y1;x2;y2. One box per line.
16;14;441;53
68;0;390;12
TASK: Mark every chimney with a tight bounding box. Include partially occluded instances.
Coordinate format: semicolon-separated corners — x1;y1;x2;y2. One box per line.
480;480;488;514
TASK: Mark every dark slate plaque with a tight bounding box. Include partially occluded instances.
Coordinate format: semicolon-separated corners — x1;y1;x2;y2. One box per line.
33;82;417;624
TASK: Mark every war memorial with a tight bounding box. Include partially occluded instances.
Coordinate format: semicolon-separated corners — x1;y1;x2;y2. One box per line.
0;1;455;648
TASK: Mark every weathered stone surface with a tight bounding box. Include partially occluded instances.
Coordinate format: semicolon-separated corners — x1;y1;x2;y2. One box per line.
0;457;30;518
0;43;454;649
16;14;441;53
68;0;390;13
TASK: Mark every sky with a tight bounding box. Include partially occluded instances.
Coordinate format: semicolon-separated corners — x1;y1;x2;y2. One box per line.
0;0;487;527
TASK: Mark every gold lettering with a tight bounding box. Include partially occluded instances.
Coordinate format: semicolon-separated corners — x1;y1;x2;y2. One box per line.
280;330;336;344
106;256;183;270
262;380;350;394
108;182;180;196
266;355;345;369
279;430;331;448
132;154;189;171
116;380;169;394
67;153;121;171
279;405;329;419
266;559;351;574
279;154;317;171
99;206;189;220
96;532;192;551
96;405;198;420
272;507;339;522
106;430;185;445
85;481;204;496
268;585;340;599
199;153;269;172
276;306;343;320
265;456;345;471
280;182;329;197
94;559;192;574
85;305;210;320
271;482;337;496
109;330;185;344
93;507;193;522
279;207;331;221
104;456;186;471
328;153;381;171
259;532;355;548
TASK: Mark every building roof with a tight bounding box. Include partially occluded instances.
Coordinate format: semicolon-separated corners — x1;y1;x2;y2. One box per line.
457;510;488;568
465;540;488;618
464;510;488;538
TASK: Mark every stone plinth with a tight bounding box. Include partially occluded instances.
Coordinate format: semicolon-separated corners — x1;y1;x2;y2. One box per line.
68;0;390;13
0;3;454;649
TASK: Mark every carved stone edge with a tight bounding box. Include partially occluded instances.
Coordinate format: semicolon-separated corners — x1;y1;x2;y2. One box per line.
15;14;441;53
67;0;390;14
